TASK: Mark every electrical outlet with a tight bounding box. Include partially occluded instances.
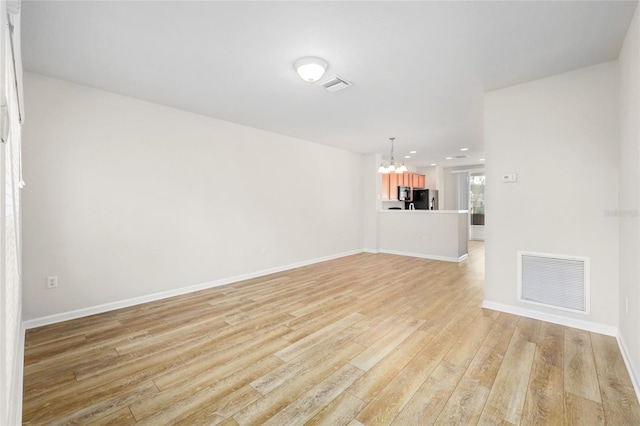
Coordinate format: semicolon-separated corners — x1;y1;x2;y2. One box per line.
46;276;58;289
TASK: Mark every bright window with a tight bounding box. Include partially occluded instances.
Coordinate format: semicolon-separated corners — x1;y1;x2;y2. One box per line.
469;173;485;225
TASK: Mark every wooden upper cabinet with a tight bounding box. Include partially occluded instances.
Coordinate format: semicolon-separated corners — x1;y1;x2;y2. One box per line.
381;174;390;200
381;172;426;200
409;173;425;189
381;173;401;200
402;172;411;187
410;174;419;189
389;173;399;200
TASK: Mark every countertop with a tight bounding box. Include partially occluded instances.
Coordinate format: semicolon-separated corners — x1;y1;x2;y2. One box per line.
379;209;468;214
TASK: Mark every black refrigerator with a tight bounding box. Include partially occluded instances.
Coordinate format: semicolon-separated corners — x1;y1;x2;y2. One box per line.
408;189;439;210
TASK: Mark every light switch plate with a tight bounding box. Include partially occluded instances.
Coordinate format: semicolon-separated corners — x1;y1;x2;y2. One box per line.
502;173;517;183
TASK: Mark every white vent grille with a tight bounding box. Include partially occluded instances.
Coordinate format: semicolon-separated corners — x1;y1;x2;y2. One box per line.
319;75;352;92
518;251;589;314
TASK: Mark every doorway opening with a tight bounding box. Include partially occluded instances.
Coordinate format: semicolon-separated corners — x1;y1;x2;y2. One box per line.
469;172;485;241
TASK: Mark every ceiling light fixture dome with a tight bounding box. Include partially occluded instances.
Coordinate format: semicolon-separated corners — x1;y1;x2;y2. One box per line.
294;56;328;82
377;137;407;174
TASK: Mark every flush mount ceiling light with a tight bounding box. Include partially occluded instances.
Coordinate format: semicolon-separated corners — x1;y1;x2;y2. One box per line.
294;56;328;82
377;137;408;174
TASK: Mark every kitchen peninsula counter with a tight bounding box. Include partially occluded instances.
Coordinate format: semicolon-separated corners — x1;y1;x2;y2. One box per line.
376;210;468;262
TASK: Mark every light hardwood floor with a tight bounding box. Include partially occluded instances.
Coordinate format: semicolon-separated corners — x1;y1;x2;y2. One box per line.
23;242;640;425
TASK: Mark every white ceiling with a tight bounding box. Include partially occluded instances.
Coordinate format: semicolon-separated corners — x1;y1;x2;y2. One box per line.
20;1;637;167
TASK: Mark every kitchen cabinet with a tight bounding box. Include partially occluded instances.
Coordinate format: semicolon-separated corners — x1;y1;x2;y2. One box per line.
412;173;425;189
381;173;400;200
381;174;391;200
381;172;426;200
404;172;425;189
389;174;399;199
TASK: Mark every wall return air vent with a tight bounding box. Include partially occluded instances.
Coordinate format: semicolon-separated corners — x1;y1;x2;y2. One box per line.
518;251;590;314
318;75;352;92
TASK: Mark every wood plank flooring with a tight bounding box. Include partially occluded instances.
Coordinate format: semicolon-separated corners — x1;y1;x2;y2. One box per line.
22;242;640;425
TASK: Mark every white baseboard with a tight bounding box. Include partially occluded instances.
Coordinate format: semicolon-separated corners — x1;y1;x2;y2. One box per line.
23;249;363;329
481;300;618;336
362;248;379;254
378;249;468;263
617;333;640;404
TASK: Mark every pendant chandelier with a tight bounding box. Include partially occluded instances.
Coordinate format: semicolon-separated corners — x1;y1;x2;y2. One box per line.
377;137;407;174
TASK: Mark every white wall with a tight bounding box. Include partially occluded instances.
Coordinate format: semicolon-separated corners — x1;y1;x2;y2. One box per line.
618;5;640;393
419;166;437;189
1;7;9;425
435;166;445;209
1;3;24;424
443;165;484;210
363;153;380;251
378;211;468;261
484;61;620;329
22;73;365;321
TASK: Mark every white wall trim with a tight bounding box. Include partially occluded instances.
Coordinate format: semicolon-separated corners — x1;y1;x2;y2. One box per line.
23;249;362;329
378;249;468;263
481;300;617;336
362;248;379;254
617;332;640;405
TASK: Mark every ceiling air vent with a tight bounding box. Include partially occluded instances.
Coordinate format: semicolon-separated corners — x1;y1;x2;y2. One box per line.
319;75;352;92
